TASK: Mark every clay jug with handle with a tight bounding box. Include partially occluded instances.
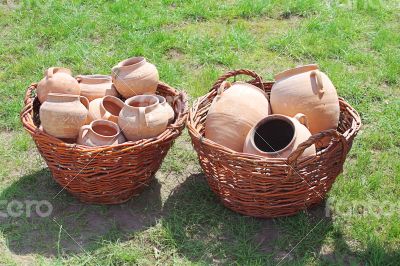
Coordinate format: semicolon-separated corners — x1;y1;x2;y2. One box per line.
205;81;270;152
111;57;159;98
77;120;126;147
270;64;340;137
243;113;315;159
77;74;118;101
118;95;168;141
39;93;89;139
37;67;80;103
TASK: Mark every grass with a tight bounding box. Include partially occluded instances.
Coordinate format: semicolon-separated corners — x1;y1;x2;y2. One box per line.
0;0;399;265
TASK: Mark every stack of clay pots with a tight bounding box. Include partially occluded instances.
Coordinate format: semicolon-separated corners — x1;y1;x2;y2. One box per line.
37;57;175;147
205;64;340;159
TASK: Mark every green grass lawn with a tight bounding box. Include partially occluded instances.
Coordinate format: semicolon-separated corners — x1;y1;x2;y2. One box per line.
0;0;399;265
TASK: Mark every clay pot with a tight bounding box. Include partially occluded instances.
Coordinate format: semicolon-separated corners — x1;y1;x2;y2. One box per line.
243;114;316;159
155;95;175;123
270;64;340;136
118;95;168;141
77;120;126;147
37;67;80;103
205;81;271;152
88;96;124;124
111;57;159;98
39;93;89;139
77;74;118;101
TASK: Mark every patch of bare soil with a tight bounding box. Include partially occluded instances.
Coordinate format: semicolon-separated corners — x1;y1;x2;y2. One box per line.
166;48;184;60
254;219;282;253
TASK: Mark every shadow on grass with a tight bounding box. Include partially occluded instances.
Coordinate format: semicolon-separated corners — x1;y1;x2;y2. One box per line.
0;168;162;256
162;173;400;265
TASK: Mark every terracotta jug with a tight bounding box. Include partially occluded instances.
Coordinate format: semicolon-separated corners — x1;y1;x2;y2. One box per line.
37;67;80;103
205;81;270;152
155;95;175;123
39;93;89;139
118;95;168;141
243;114;316;159
88;95;124;124
111;57;159;98
77;120;126;147
270;64;340;136
77;74;118;101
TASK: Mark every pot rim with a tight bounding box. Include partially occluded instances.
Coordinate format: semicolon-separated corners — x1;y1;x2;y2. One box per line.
47;67;72;76
274;64;319;82
154;95;166;104
46;93;80;102
124;95;159;111
117;56;146;69
89;119;121;139
229;81;268;97
77;74;112;83
248;114;296;156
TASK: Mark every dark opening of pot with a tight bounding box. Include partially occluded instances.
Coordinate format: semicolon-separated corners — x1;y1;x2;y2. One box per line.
103;100;121;116
93;125;117;136
129;97;157;107
122;57;144;66
254;119;294;152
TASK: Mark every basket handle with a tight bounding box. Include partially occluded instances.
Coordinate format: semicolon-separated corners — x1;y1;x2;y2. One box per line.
287;129;348;165
211;69;264;92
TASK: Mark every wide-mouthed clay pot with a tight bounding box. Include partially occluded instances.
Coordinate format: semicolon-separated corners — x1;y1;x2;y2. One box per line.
155;95;175;123
205;81;271;152
111;57;159;98
270;64;340;137
37;67;80;103
118;95;168;141
243;113;316;159
77;74;118;101
39;93;89;139
88;95;124;124
77;119;126;147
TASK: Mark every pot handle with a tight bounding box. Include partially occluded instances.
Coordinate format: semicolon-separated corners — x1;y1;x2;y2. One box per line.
310;70;324;95
138;107;148;127
78;125;91;143
103;111;111;121
217;81;232;95
211;69;264;92
80;96;89;110
294;113;309;128
287;129;348;165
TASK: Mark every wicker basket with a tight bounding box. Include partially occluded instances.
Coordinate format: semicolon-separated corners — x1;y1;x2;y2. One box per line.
187;69;361;218
21;82;188;204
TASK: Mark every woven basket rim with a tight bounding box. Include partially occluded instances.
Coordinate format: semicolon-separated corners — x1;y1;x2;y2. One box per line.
187;69;362;164
21;81;188;152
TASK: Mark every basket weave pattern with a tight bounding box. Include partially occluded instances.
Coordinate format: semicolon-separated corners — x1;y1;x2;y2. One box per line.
21;82;187;204
187;69;361;218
